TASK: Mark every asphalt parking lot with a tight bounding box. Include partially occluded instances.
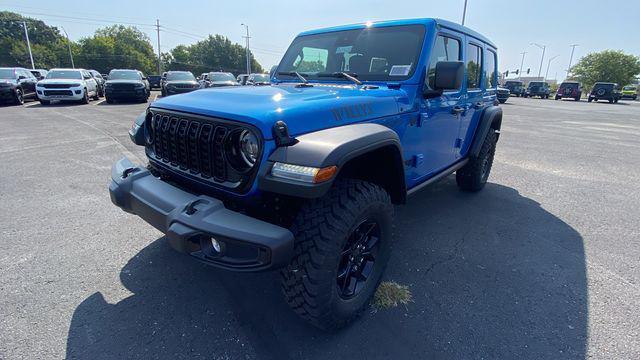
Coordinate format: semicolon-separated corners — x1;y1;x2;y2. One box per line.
1;94;639;359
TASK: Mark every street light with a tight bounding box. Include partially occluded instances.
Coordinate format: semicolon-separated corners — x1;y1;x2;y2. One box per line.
461;0;468;25
545;55;559;81
530;42;546;78
241;23;251;75
567;44;579;79
518;51;527;79
61;27;74;69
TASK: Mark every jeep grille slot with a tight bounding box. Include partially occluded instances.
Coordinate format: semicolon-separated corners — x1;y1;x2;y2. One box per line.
147;109;259;192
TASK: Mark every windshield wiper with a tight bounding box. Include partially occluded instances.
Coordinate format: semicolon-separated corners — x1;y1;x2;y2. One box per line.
278;71;310;84
317;72;362;85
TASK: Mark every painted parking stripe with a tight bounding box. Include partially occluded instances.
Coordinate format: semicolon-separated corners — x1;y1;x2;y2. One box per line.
23;101;39;107
93;99;106;105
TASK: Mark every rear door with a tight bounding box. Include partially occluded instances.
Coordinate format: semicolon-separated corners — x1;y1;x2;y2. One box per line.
456;40;485;159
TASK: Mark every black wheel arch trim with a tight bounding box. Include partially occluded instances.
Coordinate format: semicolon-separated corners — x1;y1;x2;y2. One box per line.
468;105;502;159
258;123;406;202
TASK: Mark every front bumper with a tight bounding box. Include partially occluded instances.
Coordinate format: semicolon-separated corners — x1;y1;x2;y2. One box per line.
0;87;16;100
105;88;147;99
37;86;84;100
109;157;294;271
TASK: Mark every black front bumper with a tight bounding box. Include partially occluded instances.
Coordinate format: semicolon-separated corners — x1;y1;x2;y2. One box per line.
109;157;294;271
105;89;146;99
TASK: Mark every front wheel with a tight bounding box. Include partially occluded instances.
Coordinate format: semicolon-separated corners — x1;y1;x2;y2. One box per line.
80;89;89;104
14;88;24;105
456;129;498;192
281;179;393;330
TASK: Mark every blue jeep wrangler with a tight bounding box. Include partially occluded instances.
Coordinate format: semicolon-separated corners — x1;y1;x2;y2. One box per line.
111;18;502;330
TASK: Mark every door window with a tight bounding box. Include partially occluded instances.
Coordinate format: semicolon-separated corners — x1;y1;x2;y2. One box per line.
485;49;497;88
466;43;482;90
426;35;461;89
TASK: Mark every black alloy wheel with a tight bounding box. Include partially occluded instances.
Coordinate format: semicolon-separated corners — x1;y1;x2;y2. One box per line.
337;219;381;299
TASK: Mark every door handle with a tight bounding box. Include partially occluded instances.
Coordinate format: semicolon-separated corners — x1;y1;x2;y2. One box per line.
474;102;484;109
451;106;465;114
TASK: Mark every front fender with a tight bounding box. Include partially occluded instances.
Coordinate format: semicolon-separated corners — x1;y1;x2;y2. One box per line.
258;123;403;199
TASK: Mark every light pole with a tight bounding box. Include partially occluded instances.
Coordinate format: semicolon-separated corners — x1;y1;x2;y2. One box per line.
61;27;74;68
22;21;35;69
567;44;578;79
531;42;546;78
241;23;251;75
545;55;559;81
461;0;468;25
518;51;527;79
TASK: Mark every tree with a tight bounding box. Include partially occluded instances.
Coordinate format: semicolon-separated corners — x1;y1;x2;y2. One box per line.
163;35;263;75
570;50;640;90
76;25;156;74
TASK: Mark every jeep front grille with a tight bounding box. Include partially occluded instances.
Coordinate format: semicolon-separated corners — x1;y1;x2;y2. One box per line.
147;109;258;192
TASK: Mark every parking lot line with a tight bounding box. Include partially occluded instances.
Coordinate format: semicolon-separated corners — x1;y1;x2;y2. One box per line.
93;99;106;106
23;101;39;107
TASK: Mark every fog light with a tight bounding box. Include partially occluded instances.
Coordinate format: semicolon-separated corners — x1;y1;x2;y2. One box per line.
75;90;81;94
210;237;221;253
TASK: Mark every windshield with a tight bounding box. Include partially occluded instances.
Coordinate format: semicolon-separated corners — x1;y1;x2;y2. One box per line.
560;83;578;89
277;24;425;82
167;72;195;81
0;69;15;79
623;85;636;90
46;70;82;80
505;81;521;86
210;73;235;82
251;74;270;82
529;82;544;87
109;70;141;80
594;83;613;89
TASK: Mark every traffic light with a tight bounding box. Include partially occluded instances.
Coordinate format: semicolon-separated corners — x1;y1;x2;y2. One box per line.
527;68;531;74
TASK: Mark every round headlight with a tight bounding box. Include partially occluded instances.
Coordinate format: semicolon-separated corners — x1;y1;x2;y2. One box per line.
239;130;259;165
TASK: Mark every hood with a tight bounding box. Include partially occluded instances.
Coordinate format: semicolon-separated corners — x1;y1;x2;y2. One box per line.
106;79;144;85
37;78;84;85
166;80;198;86
152;83;405;139
210;80;239;87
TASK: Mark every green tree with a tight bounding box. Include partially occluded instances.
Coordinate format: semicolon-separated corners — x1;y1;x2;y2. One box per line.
570;50;640;90
0;11;69;68
164;35;263;75
76;25;156;74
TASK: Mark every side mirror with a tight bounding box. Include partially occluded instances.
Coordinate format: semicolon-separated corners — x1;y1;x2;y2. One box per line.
423;61;464;98
18;75;26;80
142;76;147;80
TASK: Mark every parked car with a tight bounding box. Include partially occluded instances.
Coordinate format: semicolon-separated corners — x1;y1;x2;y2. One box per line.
246;73;271;86
0;67;38;105
112;18;503;330
88;70;106;97
105;69;150;103
524;81;550;98
202;72;239;88
101;73;109;80
148;75;162;89
621;85;637;100
36;68;99;105
496;86;510;103
30;69;48;80
503;80;525;97
588;82;621;103
160;71;199;97
236;74;249;85
555;81;582;101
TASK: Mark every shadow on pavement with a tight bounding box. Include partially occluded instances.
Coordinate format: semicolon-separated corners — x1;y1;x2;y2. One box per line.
66;178;587;359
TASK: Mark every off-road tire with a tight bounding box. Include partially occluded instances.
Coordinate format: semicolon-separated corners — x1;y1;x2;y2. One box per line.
456;129;497;192
498;99;506;104
281;179;393;330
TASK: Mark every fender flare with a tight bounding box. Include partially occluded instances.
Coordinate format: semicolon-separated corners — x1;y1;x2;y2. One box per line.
468;105;502;159
258;123;405;200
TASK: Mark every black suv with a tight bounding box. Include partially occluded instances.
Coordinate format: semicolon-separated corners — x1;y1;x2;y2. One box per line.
555;81;582;101
201;72;239;88
524;81;550;98
503;80;525;97
105;69;150;103
161;71;199;97
588;82;621;103
148;75;162;89
0;67;38;105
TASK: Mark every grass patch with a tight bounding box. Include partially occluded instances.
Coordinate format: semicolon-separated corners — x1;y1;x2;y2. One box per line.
373;281;413;309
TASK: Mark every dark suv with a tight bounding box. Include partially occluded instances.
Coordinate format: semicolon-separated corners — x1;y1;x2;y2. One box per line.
588;82;621;103
503;80;525;97
148;75;162;89
105;69;150;103
160;71;199;97
524;81;550;98
555;81;582;101
111;18;503;330
0;67;38;105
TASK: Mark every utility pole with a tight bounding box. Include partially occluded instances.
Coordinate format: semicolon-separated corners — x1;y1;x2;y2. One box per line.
567;44;578;79
61;27;74;68
531;43;546;78
156;19;161;74
545;55;559;81
461;0;468;25
241;23;251;75
22;21;35;69
518;51;527;79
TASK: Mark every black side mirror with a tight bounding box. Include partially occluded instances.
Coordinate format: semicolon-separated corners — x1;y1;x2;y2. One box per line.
18;75;26;80
423;61;464;98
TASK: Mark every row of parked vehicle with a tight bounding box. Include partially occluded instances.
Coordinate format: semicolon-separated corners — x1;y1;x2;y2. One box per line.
500;79;637;104
0;66;273;106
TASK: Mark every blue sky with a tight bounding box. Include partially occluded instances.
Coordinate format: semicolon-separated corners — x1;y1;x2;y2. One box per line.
2;0;638;81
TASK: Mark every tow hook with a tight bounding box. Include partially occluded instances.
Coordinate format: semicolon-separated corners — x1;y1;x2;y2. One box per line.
121;167;139;179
